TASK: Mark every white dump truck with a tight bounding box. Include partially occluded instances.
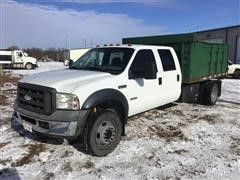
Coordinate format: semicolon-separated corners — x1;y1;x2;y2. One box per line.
63;48;90;66
13;33;229;156
0;50;38;69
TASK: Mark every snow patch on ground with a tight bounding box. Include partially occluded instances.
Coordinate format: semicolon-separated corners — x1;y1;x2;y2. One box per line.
4;62;66;76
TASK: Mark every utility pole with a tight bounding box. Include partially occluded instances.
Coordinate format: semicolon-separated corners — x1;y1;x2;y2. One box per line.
84;39;87;48
65;34;68;49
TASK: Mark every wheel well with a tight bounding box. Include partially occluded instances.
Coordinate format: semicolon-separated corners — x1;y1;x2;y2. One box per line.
94;100;127;136
25;62;33;66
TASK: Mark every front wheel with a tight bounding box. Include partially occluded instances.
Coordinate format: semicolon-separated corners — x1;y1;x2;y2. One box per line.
233;69;240;79
202;83;219;105
25;63;33;70
83;109;122;156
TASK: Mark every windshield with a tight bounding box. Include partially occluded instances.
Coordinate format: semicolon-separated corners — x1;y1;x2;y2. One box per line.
72;48;134;74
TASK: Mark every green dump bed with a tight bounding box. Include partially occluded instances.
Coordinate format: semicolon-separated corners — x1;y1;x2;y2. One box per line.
122;33;229;84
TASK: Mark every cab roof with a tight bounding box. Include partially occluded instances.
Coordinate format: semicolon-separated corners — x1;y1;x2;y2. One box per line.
95;44;172;50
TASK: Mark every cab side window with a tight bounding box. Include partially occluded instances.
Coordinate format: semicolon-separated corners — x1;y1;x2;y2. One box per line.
130;49;157;72
16;52;23;58
158;49;176;71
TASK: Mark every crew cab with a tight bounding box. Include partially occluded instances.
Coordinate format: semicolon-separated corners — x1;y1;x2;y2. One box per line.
14;45;182;156
14;42;226;156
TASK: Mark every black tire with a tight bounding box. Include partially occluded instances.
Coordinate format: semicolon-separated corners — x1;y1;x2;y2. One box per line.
25;63;33;70
233;69;240;79
82;109;122;156
202;83;219;105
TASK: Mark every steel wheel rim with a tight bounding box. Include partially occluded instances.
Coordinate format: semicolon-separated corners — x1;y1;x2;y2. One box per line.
211;85;218;102
96;121;116;146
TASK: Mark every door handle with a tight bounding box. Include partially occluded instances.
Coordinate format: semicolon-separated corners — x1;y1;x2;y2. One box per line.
159;77;162;85
177;74;180;81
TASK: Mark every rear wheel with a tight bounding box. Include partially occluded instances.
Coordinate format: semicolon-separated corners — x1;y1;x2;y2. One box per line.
233;69;240;79
25;63;33;70
202;83;219;105
83;109;122;156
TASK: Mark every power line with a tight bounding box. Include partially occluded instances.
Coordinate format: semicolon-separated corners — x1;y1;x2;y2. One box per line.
165;13;239;34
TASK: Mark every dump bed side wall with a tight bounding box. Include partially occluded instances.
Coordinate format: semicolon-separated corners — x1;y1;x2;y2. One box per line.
187;43;228;83
165;42;228;84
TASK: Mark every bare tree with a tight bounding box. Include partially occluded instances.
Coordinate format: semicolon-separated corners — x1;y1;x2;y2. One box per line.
44;47;58;60
23;47;44;60
6;46;65;61
6;45;20;50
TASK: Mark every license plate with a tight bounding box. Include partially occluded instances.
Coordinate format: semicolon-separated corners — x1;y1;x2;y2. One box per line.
22;121;32;132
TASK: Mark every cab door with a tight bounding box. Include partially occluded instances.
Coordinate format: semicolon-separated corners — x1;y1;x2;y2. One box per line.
126;49;161;116
156;48;181;102
13;51;24;63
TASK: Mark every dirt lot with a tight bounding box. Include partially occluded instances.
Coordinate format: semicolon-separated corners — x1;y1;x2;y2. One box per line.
0;63;239;179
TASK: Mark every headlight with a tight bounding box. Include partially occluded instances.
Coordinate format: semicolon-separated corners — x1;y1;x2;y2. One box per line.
56;93;80;110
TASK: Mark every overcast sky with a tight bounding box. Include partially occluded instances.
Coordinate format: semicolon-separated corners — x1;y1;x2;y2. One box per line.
0;0;239;49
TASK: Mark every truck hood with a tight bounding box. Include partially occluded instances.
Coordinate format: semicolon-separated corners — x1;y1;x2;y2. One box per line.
229;64;240;69
25;56;37;63
20;69;112;93
228;64;240;74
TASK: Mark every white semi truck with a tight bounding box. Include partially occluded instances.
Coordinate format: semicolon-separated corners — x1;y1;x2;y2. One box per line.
63;48;90;66
0;50;38;69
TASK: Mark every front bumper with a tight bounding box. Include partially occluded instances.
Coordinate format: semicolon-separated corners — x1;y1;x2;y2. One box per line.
13;101;89;138
34;64;39;69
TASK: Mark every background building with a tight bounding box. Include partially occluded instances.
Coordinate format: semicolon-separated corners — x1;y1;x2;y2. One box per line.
195;25;240;64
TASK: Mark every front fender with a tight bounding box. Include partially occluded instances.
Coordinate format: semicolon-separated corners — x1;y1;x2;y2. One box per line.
82;88;129;119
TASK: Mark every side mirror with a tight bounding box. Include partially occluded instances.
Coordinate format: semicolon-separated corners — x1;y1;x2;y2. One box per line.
68;60;73;68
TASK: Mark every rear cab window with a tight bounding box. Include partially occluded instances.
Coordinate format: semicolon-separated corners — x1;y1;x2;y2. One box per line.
157;49;176;71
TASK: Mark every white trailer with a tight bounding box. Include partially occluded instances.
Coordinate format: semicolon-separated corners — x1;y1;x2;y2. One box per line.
0;50;38;69
63;48;90;66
